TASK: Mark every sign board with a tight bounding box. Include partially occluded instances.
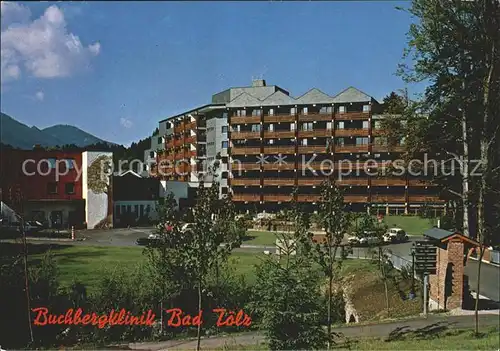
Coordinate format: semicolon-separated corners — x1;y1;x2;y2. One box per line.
413;241;437;274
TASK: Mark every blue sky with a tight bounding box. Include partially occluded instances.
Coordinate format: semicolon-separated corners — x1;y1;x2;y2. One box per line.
1;1;421;146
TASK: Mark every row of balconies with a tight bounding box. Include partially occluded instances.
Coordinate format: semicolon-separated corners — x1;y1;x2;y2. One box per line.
230;112;370;125
230;145;404;155
230;178;433;187
173;121;197;134
232;194;443;203
231;129;371;139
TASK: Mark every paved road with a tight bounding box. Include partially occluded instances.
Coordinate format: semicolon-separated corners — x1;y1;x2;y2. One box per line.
125;314;500;350
2;229;498;301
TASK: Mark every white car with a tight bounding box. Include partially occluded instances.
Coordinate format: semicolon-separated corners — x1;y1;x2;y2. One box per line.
347;235;360;245
359;235;381;246
383;228;408;243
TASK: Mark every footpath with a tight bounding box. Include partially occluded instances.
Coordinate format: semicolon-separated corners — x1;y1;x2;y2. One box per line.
124;314;500;350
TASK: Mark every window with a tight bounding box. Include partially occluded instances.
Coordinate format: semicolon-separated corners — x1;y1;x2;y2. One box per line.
338;106;346;113
269;108;274;116
221;172;228;179
47;182;58;194
222;112;228;119
268;124;274;132
121;205;126;214
356;137;369;145
140;205;144;217
252;109;262;116
65;159;75;169
320;106;333;114
236;109;246;117
362;121;369;129
363;105;371;112
146;205;151;213
337;138;345;146
290;123;296;131
290;107;297;114
48;158;57;169
338;121;345;129
301;139;308;146
134;205;139;214
268;139;274;145
65;182;75;194
150;151;155;158
326;122;333;130
302;107;308;115
158;137;163;144
251;124;261;132
221;187;228;195
222;141;228;149
221;126;228;134
302;122;313;131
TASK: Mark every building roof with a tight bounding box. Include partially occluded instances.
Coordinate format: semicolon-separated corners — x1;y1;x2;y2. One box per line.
295;88;334;104
261;90;296;106
226;92;262;107
332;86;374;103
159;103;225;123
424;228;481;247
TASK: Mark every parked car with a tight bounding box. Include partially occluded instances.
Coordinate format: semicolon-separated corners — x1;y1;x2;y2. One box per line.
359;231;381;246
347;235;360;246
383;228;408;243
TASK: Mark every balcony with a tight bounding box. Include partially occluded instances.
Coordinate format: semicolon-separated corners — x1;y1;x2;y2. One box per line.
185;136;196;144
335;145;369;153
230;116;261;124
335;128;369;137
174;123;185;134
166;141;175;149
297;194;321;202
298;130;331;138
174;139;184;147
298;145;326;154
263;146;295;154
231;147;261;155
231;178;260;186
263;114;295;123
262;163;296;171
339;178;369;186
344;195;369;203
371;179;407;186
263;194;293;202
409;179;435;187
297;178;324;186
264;178;295;186
174;153;185;160
298;113;332;122
372;145;406;153
263;130;295;139
335;112;370;120
232;163;261;171
184;121;196;130
408;195;444;203
371;195;406;203
231;131;261;139
232;194;260;202
298;161;333;171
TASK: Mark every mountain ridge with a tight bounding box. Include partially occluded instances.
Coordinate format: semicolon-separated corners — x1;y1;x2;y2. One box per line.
0;112;115;149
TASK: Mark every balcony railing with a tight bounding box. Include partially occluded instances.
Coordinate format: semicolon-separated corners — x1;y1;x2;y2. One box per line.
232;163;261;171
231;131;261;139
297;178;324;186
344;195;369;203
263;194;293;202
263;130;295;139
335;145;369;153
408;195;443;203
231;178;260;186
231;147;261;155
371;195;406;203
174;139;184;147
232;194;260;202
264;178;295;186
408;179;435;187
230;116;261;124
185;136;196;144
340;178;369;186
263;146;295;154
298;130;331;138
298;145;326;154
371;179;407;186
298;113;332;122
166;141;174;149
184;122;196;130
335;128;369;137
297;194;321;202
335;112;370;120
263;114;295;123
262;163;296;171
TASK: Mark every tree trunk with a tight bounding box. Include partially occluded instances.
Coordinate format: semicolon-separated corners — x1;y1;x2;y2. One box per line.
196;277;202;351
474;247;485;335
327;274;333;351
461;105;470;237
21;218;34;345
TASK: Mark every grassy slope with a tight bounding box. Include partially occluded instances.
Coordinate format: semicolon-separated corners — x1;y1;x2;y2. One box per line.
382;215;436;235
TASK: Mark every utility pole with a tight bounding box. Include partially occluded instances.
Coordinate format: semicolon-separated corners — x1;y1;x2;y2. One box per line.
423;273;429;317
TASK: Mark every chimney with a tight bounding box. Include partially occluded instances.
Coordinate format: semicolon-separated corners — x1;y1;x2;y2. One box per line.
252;79;266;87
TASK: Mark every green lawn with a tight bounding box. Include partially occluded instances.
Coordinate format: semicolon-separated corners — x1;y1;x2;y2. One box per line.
381;215;436;235
243;230;278;246
25;244;263;290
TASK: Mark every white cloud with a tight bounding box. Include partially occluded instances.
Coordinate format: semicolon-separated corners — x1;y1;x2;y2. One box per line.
1;2;101;84
120;117;133;129
35;90;44;101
